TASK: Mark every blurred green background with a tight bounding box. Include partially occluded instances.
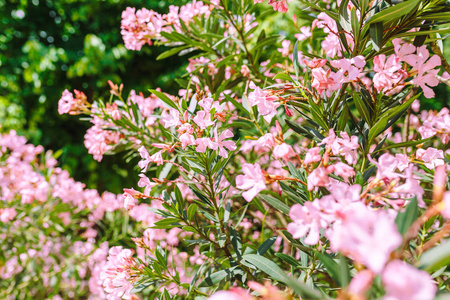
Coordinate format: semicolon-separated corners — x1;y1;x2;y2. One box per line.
0;0;190;193
1;0;449;194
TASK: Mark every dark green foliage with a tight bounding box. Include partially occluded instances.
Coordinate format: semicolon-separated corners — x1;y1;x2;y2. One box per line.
0;0;189;193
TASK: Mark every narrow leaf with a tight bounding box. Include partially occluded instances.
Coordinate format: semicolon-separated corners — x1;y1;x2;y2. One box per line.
367;0;421;24
257;236;277;255
259;194;290;214
395;197;418;235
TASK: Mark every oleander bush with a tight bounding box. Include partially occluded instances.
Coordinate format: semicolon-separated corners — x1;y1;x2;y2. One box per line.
3;0;450;299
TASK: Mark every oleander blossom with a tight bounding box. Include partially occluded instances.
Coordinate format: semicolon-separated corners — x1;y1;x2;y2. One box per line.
58;89;88;115
287;199;330;245
121;2;212;51
373;54;406;95
418;107;450;144
0;131;127;296
400;44;441;99
235;163;267;202
84;116;122;162
327;203;402;273
382;260;436;300
100;246;140;299
248;82;280;122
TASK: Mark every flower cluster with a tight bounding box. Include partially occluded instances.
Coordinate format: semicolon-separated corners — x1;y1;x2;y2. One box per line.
0;131;135;298
48;0;450;299
121;2;213;50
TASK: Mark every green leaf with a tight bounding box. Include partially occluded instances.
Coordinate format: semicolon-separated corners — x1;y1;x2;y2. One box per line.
366;0;421;24
257;236;277;255
275;253;302;268
373;137;432;153
273;72;294;82
156;46;189;60
353;93;373;126
293;40;300;81
395;197;418;235
224;93;248;113
338;255;351;287
152;218;181;229
418;240;450;272
242;254;289;282
149;89;179;111
284;276;325;299
258;194;290;214
230;227;242;260
422;12;450;21
309;99;329;130
317;253;346;287
187;204;198;221
131;281;154;293
337;105;349;131
369;22;384;51
397;28;450;38
198;267;238;287
368;93;420;142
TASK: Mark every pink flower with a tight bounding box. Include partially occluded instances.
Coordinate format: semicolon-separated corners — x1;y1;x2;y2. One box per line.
214;129;237;158
287;199;330;245
58;89;75;115
395;165;425;207
101;246;137;299
179;133;196;149
393;39;415;60
441;191;450;219
256;133;276;150
248;83;280;122
208;288;253;300
324;130;359;165
123;191;138;210
137;174;156;196
329;162;355;182
273;143;296;161
304;58;327;69
120;7;163;51
348;270;374;297
138;146;151;171
277;40;291;57
311;68;339;97
162;108;181;128
235;163;267;202
382;260;436;300
268;0;288;13
241;65;250;77
106;102;122;120
187;56;210;73
198;97;224;113
373;54;405;95
307;167;331;191
193;111;215;129
84;123;121;162
304;147;322;164
403;45;441;99
0;208;17;223
295;26;312;41
327;203;402;273
247;281;286;298
195;137;217;153
330;56;366;83
373;153;401;181
418;107;450;144
149;150;164;166
416;148;445;169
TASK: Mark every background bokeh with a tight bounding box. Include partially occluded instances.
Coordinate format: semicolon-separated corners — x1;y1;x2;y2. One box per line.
1;0;449;194
0;0;191;193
